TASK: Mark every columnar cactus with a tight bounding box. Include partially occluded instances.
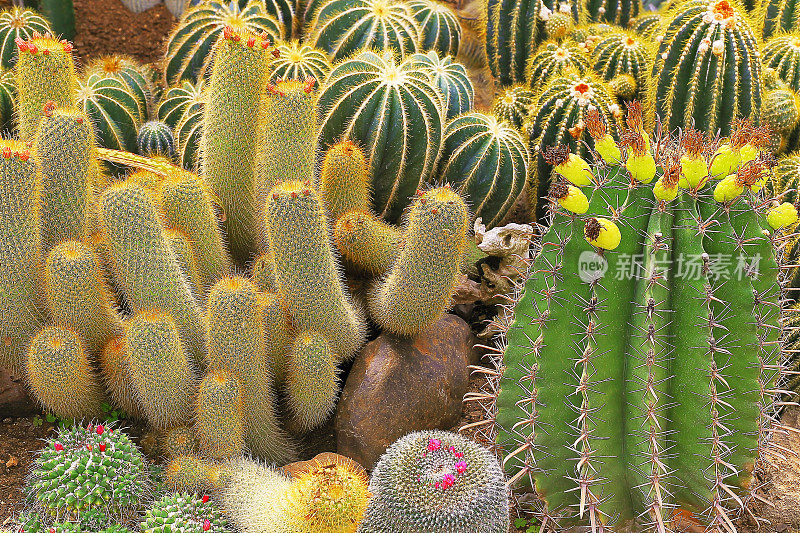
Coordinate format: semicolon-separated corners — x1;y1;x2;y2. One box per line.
651;0;761;137
491;85;535;129
409;51;474;120
468;114;788;530
334;211;402;276
318;51;443;223
201;26;274;263
586;0;640;26
310;0;420;62
257;291;292;384
369;187;469;336
165;229;203;298
0;7;51;69
269;41;331;83
137;121;176;160
763;33;800;91
407;0;462;57
25;423;150;524
590;31;651;102
99;336;144;420
361;431;509;533
526;41;590;93
319;139;371;222
285;331;339;432
437;112;529;228
160;425;199;459
26;326;105;418
142;493;228;533
77;73;142;153
163;1;282;85
196;369;245;460
484;0;584;86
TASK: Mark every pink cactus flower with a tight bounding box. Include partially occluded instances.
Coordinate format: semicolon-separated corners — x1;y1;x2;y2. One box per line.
441;473;456;489
455;461;467;474
427;438;442;452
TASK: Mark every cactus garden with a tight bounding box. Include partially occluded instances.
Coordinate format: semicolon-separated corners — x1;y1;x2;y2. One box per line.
2;0;800;531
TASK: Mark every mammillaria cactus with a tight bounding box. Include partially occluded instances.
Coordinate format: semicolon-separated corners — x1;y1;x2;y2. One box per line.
25;423;150;525
164;455;226;494
0;8;51;69
142;493;228;533
334;212;402;276
466;113;790;529
525;40;590;93
590;30;651;102
586;0;640;26
360;431;509;533
160;426;200;459
310;0;420;62
651;0;761;137
491;85;535;129
319;139;371;222
163;1;282;86
408;51;473;120
437;112;528;228
285;331;339;432
138;120;177;160
406;0;461;57
318;50;443;223
484;0;584;86
269;41;331;82
196;369;245;460
77;73;143;153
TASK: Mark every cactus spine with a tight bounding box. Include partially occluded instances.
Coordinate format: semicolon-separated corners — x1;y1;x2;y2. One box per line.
266;181;365;360
201;26;274;263
369;187;469;336
26;326;105;418
319;139;371;222
651;0;761;136
334;211;402;276
196;369;246;460
285;331;339;432
15;34;76;140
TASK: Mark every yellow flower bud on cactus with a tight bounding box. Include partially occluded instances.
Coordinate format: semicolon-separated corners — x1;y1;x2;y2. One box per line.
626;152;656;183
713;174;744;203
595;134;622;165
549;181;588;214
679;155;708;188
738;143;759;164
554;152;593;186
653;178;678;201
710;143;739;178
767;202;799;229
584;217;621;250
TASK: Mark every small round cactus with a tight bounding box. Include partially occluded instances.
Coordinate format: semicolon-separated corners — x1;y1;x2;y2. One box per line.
590;31;651;102
269;41;331;83
137;120;176;160
406;0;461;57
526;40;590;93
763;33;800;91
361;431;509;533
25;423;150;525
628;12;660;37
141;493;227;533
491;85;535;129
0;7;51;69
408;51;474;119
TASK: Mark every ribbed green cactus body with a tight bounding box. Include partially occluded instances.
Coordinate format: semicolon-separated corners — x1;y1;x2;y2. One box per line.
629;12;660;37
484;0;584;86
77;73;142;152
158;80;205;129
409;51;474;120
266;181;365;360
15;36;77;140
99;182;206;362
437;112;528;228
0;8;50;69
491;85;535;129
761;0;800;38
158;169;231;297
201;28;273;263
270;41;331;82
207;277;294;464
310;0;420;62
0;142;46;376
762;86;800;134
86;55;152;123
651;0;761;137
763;34;800;91
45;241;122;356
586;0;640;26
407;0;461;57
334;211;402;276
590;31;650;101
142;492;228;533
138;121;176;160
318;51;443;223
99;336;144;420
163;1;282;85
361;431;509;533
26;326;105;418
525;41;590;93
319;139;371;222
35;107;97;253
157;80;205;170
197;369;245;460
285;331;338;432
483;128;780;528
0;68;15;132
254;79;318;252
125;311;197;430
369;187;468;336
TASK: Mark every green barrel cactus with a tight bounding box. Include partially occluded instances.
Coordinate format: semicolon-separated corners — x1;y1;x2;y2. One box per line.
468;114;787;529
491;85;535;129
0;8;50;69
651;0;761;137
269;40;331;82
26;423;150;524
361;431;509;533
142;493;228;533
407;0;461;57
318;50;444;223
590;30;651;102
760;0;800;38
484;0;584;86
629;12;660;37
310;0;420;62
586;0;640;26
525;40;590;93
763;33;800;91
77;73;143;153
157;79;205;170
0;68;15;133
163;0;282;86
86;55;152;123
437;112;529;228
137;120;176;160
409;51;473;119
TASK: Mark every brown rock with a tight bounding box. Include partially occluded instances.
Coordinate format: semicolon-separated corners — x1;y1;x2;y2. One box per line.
0;368;35;417
335;314;476;470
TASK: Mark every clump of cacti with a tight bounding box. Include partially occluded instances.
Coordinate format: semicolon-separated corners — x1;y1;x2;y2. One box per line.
467;109;790;529
25;423;151;525
590;30;651;102
526;40;590;93
361;431;509;533
763;34;800;92
142;493;228;533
